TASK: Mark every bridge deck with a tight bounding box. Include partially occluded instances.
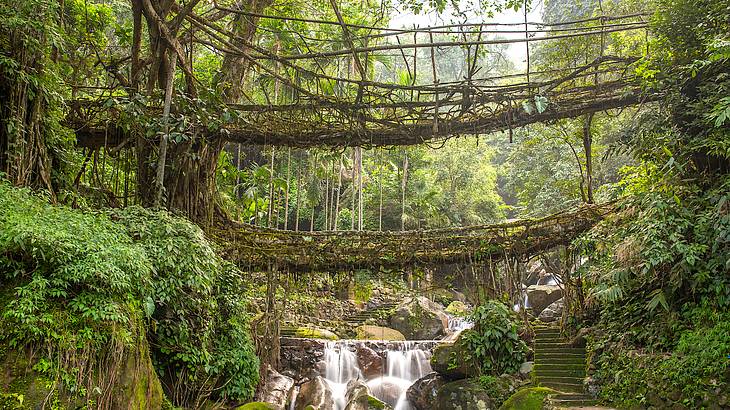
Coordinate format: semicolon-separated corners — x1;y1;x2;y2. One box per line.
213;203;613;271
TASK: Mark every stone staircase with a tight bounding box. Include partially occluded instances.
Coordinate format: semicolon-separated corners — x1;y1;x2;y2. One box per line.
342;301;398;327
534;326;597;407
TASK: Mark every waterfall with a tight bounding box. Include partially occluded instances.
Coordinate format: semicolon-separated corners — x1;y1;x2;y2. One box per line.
513;290;530;312
447;316;474;333
314;340;433;410
368;342;432;410
322;341;363;409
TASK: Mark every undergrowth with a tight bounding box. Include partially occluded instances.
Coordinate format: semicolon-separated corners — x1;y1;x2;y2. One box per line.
0;181;259;406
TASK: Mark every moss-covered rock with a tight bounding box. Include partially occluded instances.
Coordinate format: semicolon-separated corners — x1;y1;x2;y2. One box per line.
445;301;470;317
294;327;339;340
355;325;406;341
389;297;448;340
430;340;478;380
236;402;278;410
498;387;556;410
434;379;495;410
0;328;164;409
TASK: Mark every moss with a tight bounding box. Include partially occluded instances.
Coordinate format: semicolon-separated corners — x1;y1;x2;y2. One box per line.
445;301;469;316
236;402;278;410
294;327;339;340
498;387;556;410
367;395;387;409
355;325;405;341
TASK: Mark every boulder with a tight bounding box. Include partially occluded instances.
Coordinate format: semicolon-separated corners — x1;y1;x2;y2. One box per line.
388;297;448;340
405;372;448;410
518;361;534;379
237;403;278;410
355;344;384;379
499;387;556;410
294;327;339;340
295;376;336;410
537;298;564;323
525;285;563;316
355;325;406;341
366;377;411;407
430;340;478;380
255;365;294;409
433;379;496;410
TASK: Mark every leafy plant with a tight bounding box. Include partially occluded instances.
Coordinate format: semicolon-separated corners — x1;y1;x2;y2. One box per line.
461;300;527;375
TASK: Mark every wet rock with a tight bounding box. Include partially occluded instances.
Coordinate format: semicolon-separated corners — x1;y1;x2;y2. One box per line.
295;376;336;410
388;297;448;340
569;327;589;348
405;372;448;410
255;364;294;409
434;379;496;410
355;325;406;341
525;285;563;315
537;298;564;322
355;344;384;379
430;339;478;380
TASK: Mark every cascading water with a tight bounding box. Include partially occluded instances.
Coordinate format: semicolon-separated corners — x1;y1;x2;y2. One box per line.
312;340;434;410
367;342;432;410
447;316;474;333
513;290;530;312
322;341;363;409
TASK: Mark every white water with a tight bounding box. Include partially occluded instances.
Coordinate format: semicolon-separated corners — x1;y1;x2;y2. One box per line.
447;316;474;333
323;341;363;409
513;290;530;312
317;340;433;410
538;274;561;286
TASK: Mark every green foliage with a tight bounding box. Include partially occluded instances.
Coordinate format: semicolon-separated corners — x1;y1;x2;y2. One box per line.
0;182;259;405
594;311;729;408
461;301;527;375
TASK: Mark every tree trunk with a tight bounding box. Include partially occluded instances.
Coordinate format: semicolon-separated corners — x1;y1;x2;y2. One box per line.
583;113;594;204
284;148;291;230
153;52;177;208
401;149;409;231
0;2;56;198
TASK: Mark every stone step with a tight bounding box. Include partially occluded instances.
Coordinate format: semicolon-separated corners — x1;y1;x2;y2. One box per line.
535;362;585;370
549;393;597;407
535;329;560;336
537;341;573;348
537;375;584;385
540;382;584;393
535;357;585;369
535;347;585;354
535;350;585;356
534;368;585;377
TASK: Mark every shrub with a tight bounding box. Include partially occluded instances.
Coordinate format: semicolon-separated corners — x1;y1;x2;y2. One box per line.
461;300;527;375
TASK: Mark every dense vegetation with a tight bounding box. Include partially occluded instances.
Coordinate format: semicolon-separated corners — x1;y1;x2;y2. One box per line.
0;182;259;407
